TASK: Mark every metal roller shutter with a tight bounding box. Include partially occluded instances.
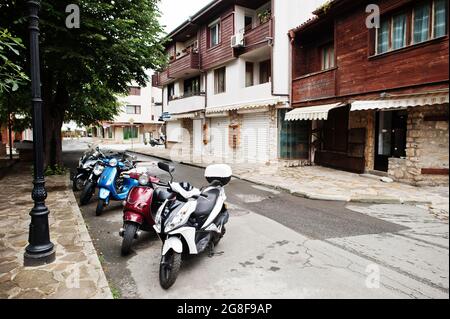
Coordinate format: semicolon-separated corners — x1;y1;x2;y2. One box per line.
241;113;270;162
210;117;229;160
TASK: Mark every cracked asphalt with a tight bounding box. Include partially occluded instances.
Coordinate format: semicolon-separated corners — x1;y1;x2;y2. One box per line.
63;141;449;299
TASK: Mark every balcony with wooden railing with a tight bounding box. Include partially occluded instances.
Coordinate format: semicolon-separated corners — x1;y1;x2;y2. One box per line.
238;19;272;55
153;51;201;87
292;67;338;103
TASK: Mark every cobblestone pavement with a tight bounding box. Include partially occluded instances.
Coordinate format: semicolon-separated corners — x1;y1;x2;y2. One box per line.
130;147;449;219
0;163;111;299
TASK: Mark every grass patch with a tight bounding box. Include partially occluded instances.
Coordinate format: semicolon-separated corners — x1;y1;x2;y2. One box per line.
110;285;121;299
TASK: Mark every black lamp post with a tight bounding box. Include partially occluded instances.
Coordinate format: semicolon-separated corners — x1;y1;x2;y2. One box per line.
24;0;55;266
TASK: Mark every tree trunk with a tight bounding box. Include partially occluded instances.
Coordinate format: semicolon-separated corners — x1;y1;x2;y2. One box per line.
42;77;67;169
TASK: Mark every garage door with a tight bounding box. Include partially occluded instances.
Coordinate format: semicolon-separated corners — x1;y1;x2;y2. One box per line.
210;117;229;160
193;119;202;156
241;113;270;163
166;121;182;143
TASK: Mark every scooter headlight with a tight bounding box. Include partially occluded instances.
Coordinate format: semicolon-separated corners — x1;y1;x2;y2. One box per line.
138;174;149;186
93;164;104;176
164;202;194;233
109;158;118;167
154;200;167;232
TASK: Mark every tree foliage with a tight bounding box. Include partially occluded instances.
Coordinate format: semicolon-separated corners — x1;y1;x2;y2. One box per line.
0;28;29;93
0;0;168;166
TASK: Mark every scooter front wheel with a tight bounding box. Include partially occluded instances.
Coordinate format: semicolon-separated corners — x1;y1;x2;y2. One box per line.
80;182;95;206
159;250;182;290
73;176;86;192
96;199;105;216
121;222;138;256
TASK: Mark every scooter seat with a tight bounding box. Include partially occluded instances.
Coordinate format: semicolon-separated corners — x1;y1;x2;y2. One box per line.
194;188;220;217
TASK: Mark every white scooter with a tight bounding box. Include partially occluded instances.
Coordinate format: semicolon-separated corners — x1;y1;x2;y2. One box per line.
153;162;232;289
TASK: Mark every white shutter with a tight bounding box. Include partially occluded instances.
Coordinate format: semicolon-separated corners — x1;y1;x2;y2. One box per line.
241;113;270;162
210;118;229;159
193;119;202;156
166;121;182;142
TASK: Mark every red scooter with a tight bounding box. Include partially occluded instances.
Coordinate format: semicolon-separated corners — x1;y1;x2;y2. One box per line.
120;170;159;255
119;168;175;255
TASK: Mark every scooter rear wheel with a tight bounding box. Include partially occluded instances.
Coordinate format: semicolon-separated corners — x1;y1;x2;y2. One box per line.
159;250;182;290
96;199;105;216
121;222;138;256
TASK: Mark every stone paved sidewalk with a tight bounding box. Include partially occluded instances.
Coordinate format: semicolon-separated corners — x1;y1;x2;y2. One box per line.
130;146;449;219
0;163;112;299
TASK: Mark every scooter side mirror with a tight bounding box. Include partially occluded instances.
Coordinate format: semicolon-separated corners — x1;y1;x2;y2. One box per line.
158;162;175;174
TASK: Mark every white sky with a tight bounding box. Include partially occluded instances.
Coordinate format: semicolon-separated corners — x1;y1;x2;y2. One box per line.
158;0;328;34
159;0;211;33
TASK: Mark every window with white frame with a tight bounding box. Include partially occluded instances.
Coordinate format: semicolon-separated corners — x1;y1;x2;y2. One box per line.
375;0;448;55
209;20;221;48
126;105;141;115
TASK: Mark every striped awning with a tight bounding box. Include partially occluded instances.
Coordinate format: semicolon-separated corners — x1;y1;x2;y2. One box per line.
206;98;281;114
351;92;449;111
285;103;346;121
166;112;197;121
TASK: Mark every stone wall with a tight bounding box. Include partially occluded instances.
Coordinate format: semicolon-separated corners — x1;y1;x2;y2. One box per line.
348;110;376;171
388;104;449;186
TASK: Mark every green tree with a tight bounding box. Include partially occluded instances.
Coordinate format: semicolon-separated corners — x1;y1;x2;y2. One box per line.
0;28;29;93
0;0;168;167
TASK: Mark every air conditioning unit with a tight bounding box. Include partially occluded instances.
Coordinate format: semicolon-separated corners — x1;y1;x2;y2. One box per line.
231;31;245;48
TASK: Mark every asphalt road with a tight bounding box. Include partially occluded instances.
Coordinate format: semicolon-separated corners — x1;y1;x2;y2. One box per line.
63;148;413;298
62;139;448;298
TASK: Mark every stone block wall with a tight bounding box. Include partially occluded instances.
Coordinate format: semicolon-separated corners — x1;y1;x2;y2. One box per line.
348;110;376;171
388;104;449;186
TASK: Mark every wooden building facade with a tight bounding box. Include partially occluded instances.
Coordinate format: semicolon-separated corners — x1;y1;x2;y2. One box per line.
288;0;449;185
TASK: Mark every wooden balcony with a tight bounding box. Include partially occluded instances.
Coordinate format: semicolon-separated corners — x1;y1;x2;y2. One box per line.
169;51;201;78
239;20;272;55
153;52;201;87
151;74;161;88
292;68;338;103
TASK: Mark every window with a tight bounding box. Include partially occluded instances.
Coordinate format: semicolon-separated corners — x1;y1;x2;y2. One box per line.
214;67;226;94
209;20;221;48
392;14;407;49
123;126;138;140
278;109;310;160
128;86;141;96
245;62;254;87
321;43;335;70
245;16;253;31
126;105;141;114
377;20;390;54
184;76;200;96
434;0;448;37
413;3;431;43
375;0;448;55
167;83;175;101
259;60;271;84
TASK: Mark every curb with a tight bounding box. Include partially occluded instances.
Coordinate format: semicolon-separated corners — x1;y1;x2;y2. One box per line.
127;150;439;207
65;174;114;299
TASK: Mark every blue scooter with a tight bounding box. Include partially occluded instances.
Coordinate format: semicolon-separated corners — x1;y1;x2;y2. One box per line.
95;157;139;216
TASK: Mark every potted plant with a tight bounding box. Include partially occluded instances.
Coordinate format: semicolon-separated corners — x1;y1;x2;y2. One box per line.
258;9;271;24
